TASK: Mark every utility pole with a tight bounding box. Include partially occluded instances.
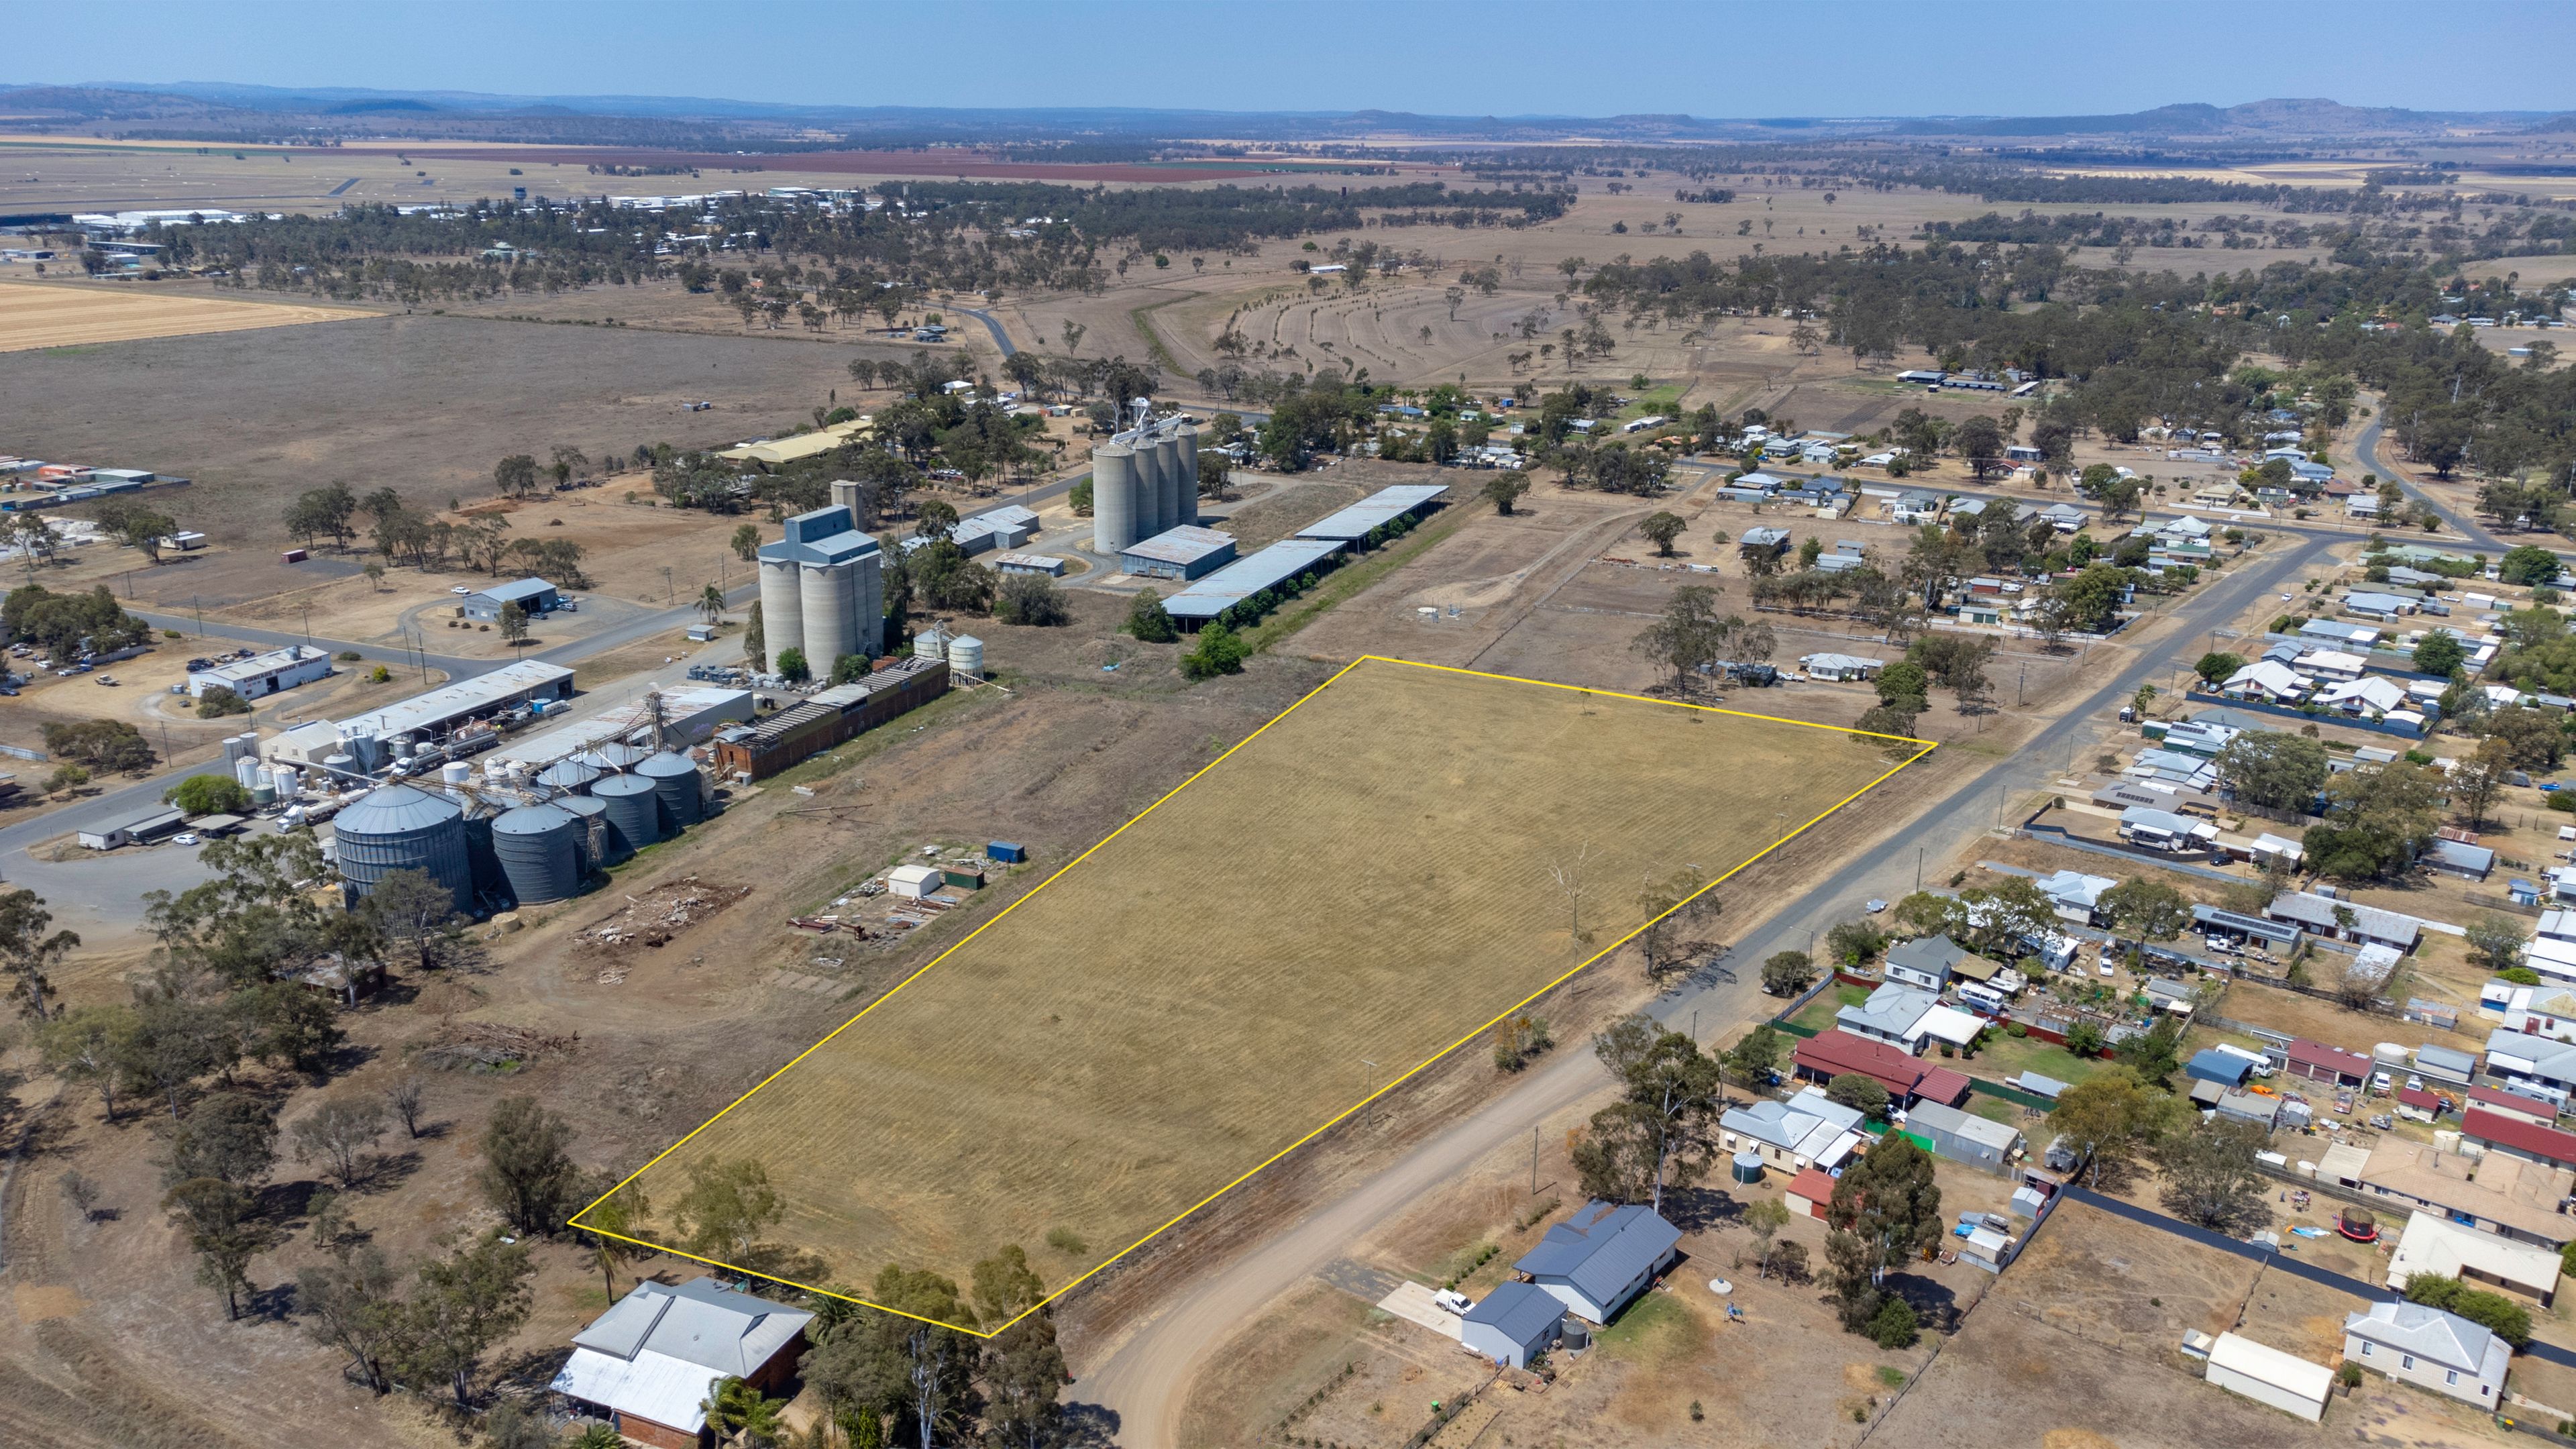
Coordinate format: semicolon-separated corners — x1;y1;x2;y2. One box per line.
1531;1124;1539;1195
1916;846;1925;892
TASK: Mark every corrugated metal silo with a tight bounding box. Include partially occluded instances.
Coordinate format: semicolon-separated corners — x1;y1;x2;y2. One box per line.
592;772;663;851
636;750;706;829
535;757;601;794
1091;439;1138;553
332;784;471;915
559;792;621;869
492;802;582;905
580;742;649;772
461;807;503;903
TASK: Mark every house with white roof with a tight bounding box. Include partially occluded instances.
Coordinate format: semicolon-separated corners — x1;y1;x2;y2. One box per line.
2220;659;2310;704
2290;647;2367;682
2033;869;2118;924
552;1277;815;1449
1836;982;1985;1053
2485;1027;2576;1106
2343;1301;2512;1407
2120;805;2219;852
1719;1087;1868;1173
2315;676;2411;720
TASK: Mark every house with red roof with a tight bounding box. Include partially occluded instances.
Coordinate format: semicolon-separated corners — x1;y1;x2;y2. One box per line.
2464;1108;2576;1172
1791;1029;1972;1108
2284;1038;2374;1089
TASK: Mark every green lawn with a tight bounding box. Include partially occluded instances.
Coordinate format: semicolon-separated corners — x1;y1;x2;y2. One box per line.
1617;384;1686;419
1593;1290;1705;1366
1961;1032;2105;1090
1786;983;1873;1034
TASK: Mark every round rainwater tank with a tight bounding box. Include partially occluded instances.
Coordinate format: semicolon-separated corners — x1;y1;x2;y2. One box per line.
332;784;470;915
592;772;663;851
559;792;622;869
757;557;804;676
250;784;276;808
1091;439;1138;553
1730;1150;1766;1186
636;751;705;830
233;755;260;789
491;802;581;906
2373;1042;2408;1064
947;634;984;680
535;757;601;794
800;559;855;672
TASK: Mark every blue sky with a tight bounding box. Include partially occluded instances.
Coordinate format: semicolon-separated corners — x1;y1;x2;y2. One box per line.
7;0;2571;118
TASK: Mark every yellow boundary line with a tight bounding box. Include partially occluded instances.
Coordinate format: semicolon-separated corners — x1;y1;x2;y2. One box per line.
570;655;1935;1336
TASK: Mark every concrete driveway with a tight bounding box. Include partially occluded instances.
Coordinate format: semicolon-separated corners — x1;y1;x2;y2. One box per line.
1375;1281;1465;1340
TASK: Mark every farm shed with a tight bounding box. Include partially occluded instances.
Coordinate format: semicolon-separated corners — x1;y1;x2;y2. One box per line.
2186;1049;2253;1089
551;1277;813;1449
2386;1210;2562;1305
2204;1332;2332;1422
888;864;944;899
76;808;185;851
1904;1099;2023;1173
1118;525;1237;581
706;656;948;782
2214;1090;2281;1129
2342;1301;2511;1407
1514;1200;1681;1324
462;576;560;621
1460;1281;1562;1370
1162;537;1347;623
1293;483;1451;542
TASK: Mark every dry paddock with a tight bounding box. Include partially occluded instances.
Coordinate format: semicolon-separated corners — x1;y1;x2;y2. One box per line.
604;657;1925;1324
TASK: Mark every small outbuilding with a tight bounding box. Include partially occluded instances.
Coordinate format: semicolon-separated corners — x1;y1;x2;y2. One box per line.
1904;1099;2024;1173
2186;1049;2254;1089
887;863;945;899
1460;1281;1563;1370
2204;1330;2332;1422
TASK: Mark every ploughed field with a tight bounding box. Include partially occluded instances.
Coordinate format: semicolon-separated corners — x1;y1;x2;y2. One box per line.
598;656;1925;1329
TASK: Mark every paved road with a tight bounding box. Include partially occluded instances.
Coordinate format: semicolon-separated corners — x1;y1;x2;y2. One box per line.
2352;412;2512;556
1072;531;2335;1446
952;306;1018;358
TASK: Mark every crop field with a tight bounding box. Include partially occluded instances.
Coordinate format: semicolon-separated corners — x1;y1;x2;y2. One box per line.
589;655;1929;1332
0;279;362;351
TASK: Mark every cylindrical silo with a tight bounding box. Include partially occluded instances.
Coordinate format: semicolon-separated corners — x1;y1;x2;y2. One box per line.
535;757;601;795
274;765;302;800
560;792;621;869
223;735;250;765
758;556;803;674
580;741;649;772
637;750;706;830
439;761;472;790
800;560;854;673
1133;430;1171;538
491;802;582;905
1091;439;1138;553
1175;426;1201;526
592;772;663;851
460;806;502;904
947;633;984;680
233;755;260;790
330;784;470;916
321;751;356;783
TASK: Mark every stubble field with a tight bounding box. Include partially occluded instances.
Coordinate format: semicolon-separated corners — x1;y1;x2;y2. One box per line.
596;655;1927;1330
0;278;363;351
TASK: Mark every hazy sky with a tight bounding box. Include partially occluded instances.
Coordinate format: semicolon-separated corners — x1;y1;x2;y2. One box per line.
8;0;2572;118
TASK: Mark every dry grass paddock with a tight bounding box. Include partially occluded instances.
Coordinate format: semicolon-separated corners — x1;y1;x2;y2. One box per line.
0;279;361;352
596;656;1926;1329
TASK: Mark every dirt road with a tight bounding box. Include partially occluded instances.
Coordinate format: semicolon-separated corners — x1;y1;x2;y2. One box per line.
1071;532;2334;1448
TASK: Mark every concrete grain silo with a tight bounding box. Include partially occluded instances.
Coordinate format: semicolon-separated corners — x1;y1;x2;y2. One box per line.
1091;437;1139;553
1173;425;1201;526
1134;429;1171;538
755;503;884;674
757;554;804;669
799;556;855;671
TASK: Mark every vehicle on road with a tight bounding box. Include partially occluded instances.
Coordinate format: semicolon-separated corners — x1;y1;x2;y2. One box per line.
172;833;199;846
95;674;115;686
1865;898;1888;913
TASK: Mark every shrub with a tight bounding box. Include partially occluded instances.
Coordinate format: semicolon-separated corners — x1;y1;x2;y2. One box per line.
369;665;390;683
335;650;363;661
167;773;251;816
2338;1361;2362;1389
1179;623;1248;681
1124;588;1177;643
1868;1296;1920;1349
2549;792;2576;814
193;686;250;718
994;574;1071;627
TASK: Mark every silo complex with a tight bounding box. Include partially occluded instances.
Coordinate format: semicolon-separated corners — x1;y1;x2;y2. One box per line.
756;503;883;674
491;802;582;905
593;772;663;852
332;784;472;916
637;751;707;830
1089;401;1201;554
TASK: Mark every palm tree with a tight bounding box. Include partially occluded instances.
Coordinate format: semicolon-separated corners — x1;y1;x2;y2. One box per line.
569;1426;625;1449
702;1377;784;1447
698;585;727;627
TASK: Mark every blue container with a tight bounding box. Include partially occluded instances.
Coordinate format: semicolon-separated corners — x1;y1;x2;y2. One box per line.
987;840;1028;863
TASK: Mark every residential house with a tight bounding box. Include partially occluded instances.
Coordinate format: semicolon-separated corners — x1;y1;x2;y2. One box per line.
2385;1210;2563;1303
2318;1139;2576;1250
2192;904;2302;952
1799;653;1884;682
1890;490;1943;524
2344;590;2419;621
1905;1099;2024;1172
1815;539;1872;574
2426;838;2496;881
551;1278;816;1449
2290;647;2367;682
1884;936;1966;990
2204;1332;2333;1423
1739;526;1792;561
2033;869;2118;924
1461;1282;1563;1370
2039;502;2087;532
2298;619;2382;648
2314;676;2410;720
2119;806;2219;852
1790;1030;1973;1108
1837;981;1984;1053
2463;1108;2576;1171
2485;1028;2576;1107
1719;1087;1868;1173
2154;718;2242;758
2283;1038;2375;1089
2342;1301;2511;1407
2126;749;2219;792
1513;1200;1683;1324
2263;892;2423;952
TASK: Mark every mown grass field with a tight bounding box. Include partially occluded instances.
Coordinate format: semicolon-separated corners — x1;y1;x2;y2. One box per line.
597;657;1926;1330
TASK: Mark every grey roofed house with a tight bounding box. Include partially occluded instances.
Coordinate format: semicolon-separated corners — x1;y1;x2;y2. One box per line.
1461;1281;1564;1369
1515;1200;1684;1324
2342;1301;2511;1405
2263;891;2424;950
1839;982;1938;1047
1721;1090;1866;1167
1884;935;1968;988
553;1276;817;1440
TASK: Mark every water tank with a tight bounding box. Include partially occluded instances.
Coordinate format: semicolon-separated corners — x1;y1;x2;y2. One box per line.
757;556;804;672
1091;439;1138;553
1132;431;1171;539
222;734;252;764
947;633;984;679
535;757;601;794
560;792;621;869
800;559;855;672
331;784;470;915
492;802;582;905
636;750;705;830
440;760;474;788
592;772;663;851
1730;1150;1766;1186
250;784;276;808
2373;1042;2408;1064
233;755;260;789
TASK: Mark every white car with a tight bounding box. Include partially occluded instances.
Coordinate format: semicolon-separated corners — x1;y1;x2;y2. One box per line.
172;833;200;846
1432;1289;1473;1316
1864;899;1889;914
452;585;473;594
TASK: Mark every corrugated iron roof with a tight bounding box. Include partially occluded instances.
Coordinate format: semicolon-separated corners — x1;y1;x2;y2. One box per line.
333;784;461;835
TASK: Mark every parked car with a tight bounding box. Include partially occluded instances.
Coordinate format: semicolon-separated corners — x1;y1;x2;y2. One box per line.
1432;1289;1472;1316
172;833;199;847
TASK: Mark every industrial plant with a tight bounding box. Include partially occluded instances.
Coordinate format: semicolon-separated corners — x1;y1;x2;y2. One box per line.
1089;399;1203;555
758;487;888;672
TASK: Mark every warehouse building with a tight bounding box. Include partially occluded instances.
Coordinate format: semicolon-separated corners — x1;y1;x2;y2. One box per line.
951;504;1038;555
493;686;755;768
757;497;886;673
1120;525;1238;581
318;659;576;753
1293;483;1452;542
188;644;331;700
1165;538;1348;625
462;577;561;621
710;655;948;781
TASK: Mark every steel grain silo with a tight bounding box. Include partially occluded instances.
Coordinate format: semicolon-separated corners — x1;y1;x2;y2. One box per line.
331;784;471;916
535;757;601;794
559;792;620;869
636;750;706;830
592;771;663;851
491;802;582;905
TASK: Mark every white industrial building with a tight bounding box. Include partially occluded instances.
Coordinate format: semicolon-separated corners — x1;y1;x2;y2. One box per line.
1090;400;1201;554
757;488;885;674
266;659;574;767
188;644;331;700
492;686;755;767
2203;1331;2332;1421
